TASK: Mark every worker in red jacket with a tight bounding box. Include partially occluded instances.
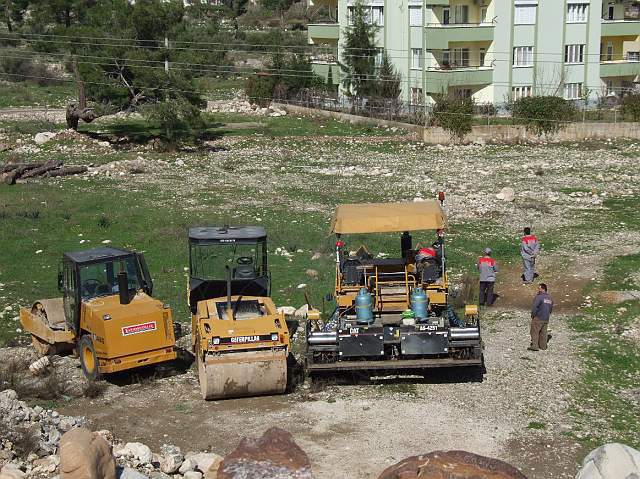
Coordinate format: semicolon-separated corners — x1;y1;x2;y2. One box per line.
521;227;540;284
477;248;498;306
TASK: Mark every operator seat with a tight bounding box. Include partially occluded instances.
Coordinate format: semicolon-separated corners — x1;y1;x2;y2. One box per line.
233;258;257;279
342;258;363;285
421;259;440;284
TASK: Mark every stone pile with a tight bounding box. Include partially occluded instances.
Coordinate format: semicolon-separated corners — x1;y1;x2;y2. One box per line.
206;100;287;118
0;389;86;478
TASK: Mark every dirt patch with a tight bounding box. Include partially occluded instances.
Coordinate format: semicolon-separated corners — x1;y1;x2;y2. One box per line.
488;258;589;313
55;308;582;479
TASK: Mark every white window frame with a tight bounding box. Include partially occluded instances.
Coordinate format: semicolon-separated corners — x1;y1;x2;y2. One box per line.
565;44;585;64
409;5;423;27
512;86;533;100
411;48;423;70
514;4;537;25
410;87;424;105
442;7;450;25
564;83;583;100
513;46;534;67
347;5;383;26
606;41;613;61
567;3;588;23
479;48;486;67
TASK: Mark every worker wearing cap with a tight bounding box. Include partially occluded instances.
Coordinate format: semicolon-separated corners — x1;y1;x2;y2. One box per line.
529;283;553;351
521;227;540;284
477;248;498;306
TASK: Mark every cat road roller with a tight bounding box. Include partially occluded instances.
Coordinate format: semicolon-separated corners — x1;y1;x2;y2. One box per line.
188;226;290;400
20;247;176;380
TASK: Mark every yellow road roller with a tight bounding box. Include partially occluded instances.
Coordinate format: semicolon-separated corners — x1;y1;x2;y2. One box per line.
188;226;290;400
20;247;176;380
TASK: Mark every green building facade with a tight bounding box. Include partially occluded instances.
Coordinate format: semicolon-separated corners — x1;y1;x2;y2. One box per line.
308;0;640;105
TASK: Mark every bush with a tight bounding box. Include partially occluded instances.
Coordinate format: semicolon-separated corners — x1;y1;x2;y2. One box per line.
511;95;577;136
143;98;207;149
0;57;58;86
432;94;474;140
245;74;276;107
620;93;640;121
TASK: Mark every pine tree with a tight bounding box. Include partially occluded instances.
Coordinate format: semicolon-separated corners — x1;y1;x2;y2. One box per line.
373;51;402;117
339;0;378;112
326;63;336;96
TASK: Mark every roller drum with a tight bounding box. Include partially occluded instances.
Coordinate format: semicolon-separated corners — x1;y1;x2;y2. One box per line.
198;348;287;400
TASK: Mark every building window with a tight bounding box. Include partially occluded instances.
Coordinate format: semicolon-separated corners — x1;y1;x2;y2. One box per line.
514;4;536;25
480;48;486;66
565;44;585;64
452;5;469;24
605;80;614;95
564;82;583;100
481;7;488;23
451;48;470;67
411;87;424;105
409;6;422;26
606;41;613;61
442;7;450;25
628;51;640;62
567;3;588;23
512;86;532;100
411;48;423;70
606;4;614;20
347;6;384;26
454;88;472;99
372;6;384;26
513;46;534;67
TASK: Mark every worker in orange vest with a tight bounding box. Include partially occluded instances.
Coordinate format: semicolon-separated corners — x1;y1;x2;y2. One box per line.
477;248;498;306
521;227;540;284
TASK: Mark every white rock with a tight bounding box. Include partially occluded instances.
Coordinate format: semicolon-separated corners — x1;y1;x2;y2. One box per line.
118;467;147;479
178;458;196;474
294;304;309;317
0;463;25;479
183;472;203;479
311;252;322;261
188;452;222;473
121;442;153;464
576;443;640;479
35;250;43;254
34;132;56;145
277;306;296;316
297;283;307;289
496;187;515;202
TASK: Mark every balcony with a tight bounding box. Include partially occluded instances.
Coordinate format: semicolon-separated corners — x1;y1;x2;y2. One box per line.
425;0;450;5
600;58;640;77
425;23;495;50
308;23;340;43
311;61;340;82
601;19;640;36
425;66;493;92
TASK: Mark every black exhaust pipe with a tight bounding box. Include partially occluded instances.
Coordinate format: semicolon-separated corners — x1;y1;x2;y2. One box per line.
117;271;131;305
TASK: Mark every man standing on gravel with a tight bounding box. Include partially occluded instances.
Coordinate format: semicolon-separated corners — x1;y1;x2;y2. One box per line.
477;248;498;306
521;227;540;284
529;283;553;351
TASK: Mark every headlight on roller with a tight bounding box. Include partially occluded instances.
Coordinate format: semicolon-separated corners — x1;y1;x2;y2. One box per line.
210;337;220;346
271;333;278;341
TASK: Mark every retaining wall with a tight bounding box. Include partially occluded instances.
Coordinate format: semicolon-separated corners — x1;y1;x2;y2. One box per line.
423;122;640;144
275;103;640;144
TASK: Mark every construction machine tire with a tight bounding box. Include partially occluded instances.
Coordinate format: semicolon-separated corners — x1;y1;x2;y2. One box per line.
198;349;287;400
78;335;101;381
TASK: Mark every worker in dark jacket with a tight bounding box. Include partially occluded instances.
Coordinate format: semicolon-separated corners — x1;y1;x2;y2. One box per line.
477;248;498;306
529;283;553;351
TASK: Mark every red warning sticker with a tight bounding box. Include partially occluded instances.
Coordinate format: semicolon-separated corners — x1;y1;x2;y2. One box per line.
122;321;157;336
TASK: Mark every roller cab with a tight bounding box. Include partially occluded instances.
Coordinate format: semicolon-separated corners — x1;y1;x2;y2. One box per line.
188;226;290;400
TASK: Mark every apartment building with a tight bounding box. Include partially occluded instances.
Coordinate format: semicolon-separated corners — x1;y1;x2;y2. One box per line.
307;0;640;105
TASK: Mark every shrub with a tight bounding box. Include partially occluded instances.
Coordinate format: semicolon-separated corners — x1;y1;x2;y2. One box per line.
143;98;207;150
432;94;474;140
511;95;577;136
245;74;276;107
0;57;58;86
620;93;640;121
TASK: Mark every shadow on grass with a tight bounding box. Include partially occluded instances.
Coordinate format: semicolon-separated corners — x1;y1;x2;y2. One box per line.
79;118;227;148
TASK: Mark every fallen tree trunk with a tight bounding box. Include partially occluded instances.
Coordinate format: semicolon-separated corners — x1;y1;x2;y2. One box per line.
21;160;64;179
45;166;88;177
4;163;44;185
1;162;42;174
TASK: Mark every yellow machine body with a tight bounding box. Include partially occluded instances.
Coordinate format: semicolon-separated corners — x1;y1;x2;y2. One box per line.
192;295;289;400
21;293;176;374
